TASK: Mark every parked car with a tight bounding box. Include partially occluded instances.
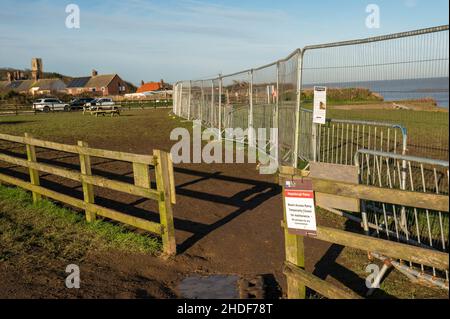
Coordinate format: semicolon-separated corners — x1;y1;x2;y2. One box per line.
86;98;115;110
69;98;95;110
33;98;70;113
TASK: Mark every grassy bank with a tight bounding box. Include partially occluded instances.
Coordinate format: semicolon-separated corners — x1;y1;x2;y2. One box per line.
0;184;160;264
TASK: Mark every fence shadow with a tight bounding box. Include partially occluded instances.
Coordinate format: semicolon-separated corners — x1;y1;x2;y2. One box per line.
0;145;281;255
311;219;397;299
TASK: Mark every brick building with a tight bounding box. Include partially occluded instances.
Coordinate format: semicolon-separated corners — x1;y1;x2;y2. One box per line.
66;70;130;96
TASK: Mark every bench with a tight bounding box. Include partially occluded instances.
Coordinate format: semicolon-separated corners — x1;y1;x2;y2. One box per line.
83;106;121;117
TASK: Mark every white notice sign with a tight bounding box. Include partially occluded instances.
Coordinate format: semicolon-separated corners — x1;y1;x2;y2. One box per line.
284;179;317;237
313;86;327;125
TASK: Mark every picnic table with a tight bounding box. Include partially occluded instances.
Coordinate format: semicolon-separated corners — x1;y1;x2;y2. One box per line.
83;106;121;117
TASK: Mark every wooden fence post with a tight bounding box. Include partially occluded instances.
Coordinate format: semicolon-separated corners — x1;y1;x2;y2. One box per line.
282;184;306;299
78;141;96;222
154;149;176;256
133;162;150;189
24;133;41;203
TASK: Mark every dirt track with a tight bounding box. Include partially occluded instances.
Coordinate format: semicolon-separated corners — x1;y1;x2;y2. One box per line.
0;109;446;299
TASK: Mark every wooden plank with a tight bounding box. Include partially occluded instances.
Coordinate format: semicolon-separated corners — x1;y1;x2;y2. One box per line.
24;133;41;203
283;262;362;299
310;163;359;184
310;163;360;213
78;141;96;222
82;175;161;201
0;153;161;201
282;184;306;299
312;225;448;270
0;172;162;235
154;150;177;256
312;178;449;212
133;162;151;189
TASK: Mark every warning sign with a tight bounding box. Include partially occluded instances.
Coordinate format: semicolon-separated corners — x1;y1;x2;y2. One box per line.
284;179;317;236
313;86;327;125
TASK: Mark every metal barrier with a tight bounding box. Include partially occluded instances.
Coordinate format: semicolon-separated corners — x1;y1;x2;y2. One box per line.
355;149;449;288
173;25;449;167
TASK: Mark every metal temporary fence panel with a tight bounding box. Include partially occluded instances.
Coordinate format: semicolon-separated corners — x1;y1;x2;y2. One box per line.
181;82;191;119
278;52;300;166
221;71;251;137
301;26;449;161
252;63;278;151
190;80;202;122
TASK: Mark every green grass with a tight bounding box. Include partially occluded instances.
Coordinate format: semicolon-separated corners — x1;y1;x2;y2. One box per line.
0;184;161;263
0;109;191;148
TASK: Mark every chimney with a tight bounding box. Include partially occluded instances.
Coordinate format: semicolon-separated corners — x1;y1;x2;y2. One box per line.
141;80;145;86
92;69;98;77
31;58;43;81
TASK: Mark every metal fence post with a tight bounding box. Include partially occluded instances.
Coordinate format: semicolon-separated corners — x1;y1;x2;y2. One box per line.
219;75;223;137
249;69;255;148
293;50;303;169
275;62;280;166
400;128;409;232
187;81;191;120
179;82;184;117
211;80;214;128
175;83;179;116
200;81;204;124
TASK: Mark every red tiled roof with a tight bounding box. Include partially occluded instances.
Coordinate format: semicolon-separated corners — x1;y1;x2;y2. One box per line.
137;82;162;93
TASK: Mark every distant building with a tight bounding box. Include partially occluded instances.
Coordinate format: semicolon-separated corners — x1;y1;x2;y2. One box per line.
136;79;172;94
0;78;67;95
30;79;67;95
0;58;66;95
66;70;130;96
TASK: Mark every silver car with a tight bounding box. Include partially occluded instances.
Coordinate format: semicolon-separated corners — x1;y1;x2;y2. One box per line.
85;98;116;110
33;98;70;112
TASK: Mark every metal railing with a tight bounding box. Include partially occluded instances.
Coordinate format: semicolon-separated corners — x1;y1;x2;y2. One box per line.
355;149;449;288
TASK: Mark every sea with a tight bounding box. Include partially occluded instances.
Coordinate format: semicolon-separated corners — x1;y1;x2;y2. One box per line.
304;77;449;108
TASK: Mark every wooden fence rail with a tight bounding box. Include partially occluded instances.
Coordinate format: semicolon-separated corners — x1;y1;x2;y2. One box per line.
278;167;449;299
0;133;177;256
0;105;36;116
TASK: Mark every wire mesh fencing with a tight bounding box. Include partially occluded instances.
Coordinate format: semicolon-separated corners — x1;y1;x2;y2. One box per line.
301;25;449;161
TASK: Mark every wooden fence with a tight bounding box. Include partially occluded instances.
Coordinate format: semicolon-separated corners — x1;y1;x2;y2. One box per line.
0;133;177;256
278;167;449;299
0;105;36;116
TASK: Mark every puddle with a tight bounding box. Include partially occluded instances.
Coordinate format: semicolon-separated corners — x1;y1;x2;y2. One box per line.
178;275;240;299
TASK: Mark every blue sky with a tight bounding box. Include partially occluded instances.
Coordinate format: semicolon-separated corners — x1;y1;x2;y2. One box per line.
0;0;448;85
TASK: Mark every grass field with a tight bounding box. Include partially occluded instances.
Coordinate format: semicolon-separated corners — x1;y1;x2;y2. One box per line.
0;109;191;148
0;185;161;261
